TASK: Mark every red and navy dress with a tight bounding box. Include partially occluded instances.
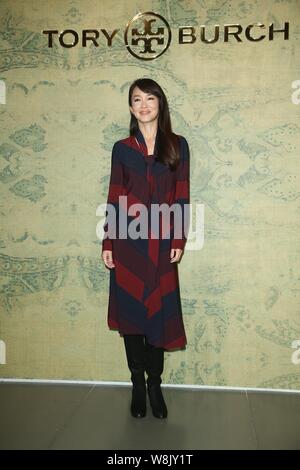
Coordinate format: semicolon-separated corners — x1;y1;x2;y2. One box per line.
102;128;190;351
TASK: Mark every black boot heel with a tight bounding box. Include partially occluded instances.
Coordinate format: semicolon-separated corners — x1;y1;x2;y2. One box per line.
147;384;168;419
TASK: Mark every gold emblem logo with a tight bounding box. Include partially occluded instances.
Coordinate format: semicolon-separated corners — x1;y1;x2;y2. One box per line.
124;12;171;60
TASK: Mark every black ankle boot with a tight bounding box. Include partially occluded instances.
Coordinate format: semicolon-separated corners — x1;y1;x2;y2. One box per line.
145;337;168;419
124;335;147;418
147;383;168;419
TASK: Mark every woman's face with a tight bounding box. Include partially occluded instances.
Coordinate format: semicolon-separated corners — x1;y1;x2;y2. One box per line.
129;86;159;125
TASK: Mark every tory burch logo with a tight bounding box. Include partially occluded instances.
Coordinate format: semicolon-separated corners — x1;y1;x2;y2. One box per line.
125;12;171;60
131;19;164;54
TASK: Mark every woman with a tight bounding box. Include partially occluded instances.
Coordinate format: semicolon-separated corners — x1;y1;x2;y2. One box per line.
101;78;190;419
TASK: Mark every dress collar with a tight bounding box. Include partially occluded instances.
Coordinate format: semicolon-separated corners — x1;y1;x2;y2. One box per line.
134;127;159;157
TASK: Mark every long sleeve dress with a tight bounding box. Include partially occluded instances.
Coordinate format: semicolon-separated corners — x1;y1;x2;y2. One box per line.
102;127;190;351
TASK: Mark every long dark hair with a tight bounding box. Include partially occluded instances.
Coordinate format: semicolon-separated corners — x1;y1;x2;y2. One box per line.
128;78;180;171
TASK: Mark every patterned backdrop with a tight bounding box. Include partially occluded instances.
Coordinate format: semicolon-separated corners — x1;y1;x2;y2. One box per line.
0;0;299;389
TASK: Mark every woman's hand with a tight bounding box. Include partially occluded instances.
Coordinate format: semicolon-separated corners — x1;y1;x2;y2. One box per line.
102;250;115;269
170;248;183;263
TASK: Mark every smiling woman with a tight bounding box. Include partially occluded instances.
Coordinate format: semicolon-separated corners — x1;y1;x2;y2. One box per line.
101;77;190;420
129;89;159;155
